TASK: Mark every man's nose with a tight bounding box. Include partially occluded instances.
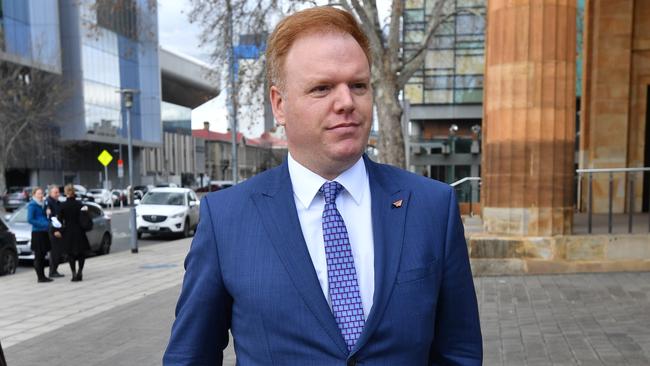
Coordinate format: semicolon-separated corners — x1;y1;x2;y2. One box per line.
333;85;355;113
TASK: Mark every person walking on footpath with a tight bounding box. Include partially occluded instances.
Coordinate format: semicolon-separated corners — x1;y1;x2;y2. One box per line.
45;185;65;278
27;187;53;283
164;6;482;365
59;184;90;282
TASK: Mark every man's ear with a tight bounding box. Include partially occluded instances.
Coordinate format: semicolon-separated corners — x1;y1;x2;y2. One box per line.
270;85;286;126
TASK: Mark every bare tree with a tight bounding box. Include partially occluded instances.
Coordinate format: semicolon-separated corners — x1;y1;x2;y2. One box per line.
188;0;313;134
0;62;69;194
190;0;473;168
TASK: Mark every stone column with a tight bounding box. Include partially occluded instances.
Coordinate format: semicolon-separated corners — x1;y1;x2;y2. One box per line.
482;0;577;236
580;0;646;214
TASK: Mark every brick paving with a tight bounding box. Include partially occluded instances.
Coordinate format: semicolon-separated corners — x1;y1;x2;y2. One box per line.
1;235;649;365
477;273;650;365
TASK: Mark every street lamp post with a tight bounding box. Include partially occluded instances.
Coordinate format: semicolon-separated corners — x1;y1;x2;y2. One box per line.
226;0;239;184
449;124;459;183
118;89;139;254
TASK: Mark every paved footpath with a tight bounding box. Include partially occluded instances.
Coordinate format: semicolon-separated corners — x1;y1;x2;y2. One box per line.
1;236;649;365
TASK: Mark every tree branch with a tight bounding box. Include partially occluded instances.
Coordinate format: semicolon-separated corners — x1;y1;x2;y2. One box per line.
385;0;402;72
341;0;384;57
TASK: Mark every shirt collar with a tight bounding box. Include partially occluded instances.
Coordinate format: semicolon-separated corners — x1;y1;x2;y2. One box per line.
287;153;367;209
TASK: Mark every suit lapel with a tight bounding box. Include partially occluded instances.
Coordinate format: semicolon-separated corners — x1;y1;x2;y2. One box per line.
352;156;410;354
250;162;349;355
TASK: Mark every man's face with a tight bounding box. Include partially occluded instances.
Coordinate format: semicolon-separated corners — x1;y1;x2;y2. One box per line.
49;187;60;200
270;32;372;178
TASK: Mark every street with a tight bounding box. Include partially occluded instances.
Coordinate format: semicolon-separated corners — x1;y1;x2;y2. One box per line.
8;207;181;276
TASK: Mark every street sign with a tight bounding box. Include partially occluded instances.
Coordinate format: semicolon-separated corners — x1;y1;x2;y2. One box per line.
98;150;113;167
117;159;124;178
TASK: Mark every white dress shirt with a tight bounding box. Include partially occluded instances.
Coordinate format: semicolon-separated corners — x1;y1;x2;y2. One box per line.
288;153;375;319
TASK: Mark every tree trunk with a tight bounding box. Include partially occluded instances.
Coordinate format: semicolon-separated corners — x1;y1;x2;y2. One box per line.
374;80;406;168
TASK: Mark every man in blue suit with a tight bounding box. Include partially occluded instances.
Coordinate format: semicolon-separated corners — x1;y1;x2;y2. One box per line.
164;6;482;365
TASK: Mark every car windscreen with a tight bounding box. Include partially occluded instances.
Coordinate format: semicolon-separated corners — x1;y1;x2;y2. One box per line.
89;189;103;194
141;192;184;206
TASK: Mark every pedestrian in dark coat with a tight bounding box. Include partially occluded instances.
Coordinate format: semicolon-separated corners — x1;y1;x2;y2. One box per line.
45;185;65;278
59;184;90;282
27;187;52;283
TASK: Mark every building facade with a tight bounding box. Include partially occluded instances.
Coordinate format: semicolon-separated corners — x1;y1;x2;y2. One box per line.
1;0;162;189
193;123;287;182
580;0;650;214
0;0;61;74
52;0;161;187
402;0;486;207
140;105;203;187
2;1;220;191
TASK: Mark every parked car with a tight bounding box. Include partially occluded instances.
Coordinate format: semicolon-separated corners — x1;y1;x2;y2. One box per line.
135;188;200;238
2;186;33;212
194;180;234;193
0;218;18;275
88;188;113;207
155;182;179;188
4;201;113;260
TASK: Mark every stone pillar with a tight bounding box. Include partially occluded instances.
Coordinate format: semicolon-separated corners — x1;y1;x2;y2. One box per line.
482;0;577;236
580;0;648;214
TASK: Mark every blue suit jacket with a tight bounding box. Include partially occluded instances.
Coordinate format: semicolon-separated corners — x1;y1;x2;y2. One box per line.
164;156;482;365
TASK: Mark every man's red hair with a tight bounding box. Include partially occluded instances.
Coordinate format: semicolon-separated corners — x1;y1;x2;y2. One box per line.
266;6;372;91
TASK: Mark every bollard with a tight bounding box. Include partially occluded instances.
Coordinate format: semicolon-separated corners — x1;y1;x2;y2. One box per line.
608;173;613;234
628;175;634;234
587;172;594;234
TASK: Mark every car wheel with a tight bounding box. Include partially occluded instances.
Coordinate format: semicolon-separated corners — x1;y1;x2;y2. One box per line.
183;218;190;238
0;249;18;275
98;233;111;255
137;231;142;239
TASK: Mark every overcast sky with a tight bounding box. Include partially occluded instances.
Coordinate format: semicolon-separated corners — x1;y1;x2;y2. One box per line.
157;0;207;62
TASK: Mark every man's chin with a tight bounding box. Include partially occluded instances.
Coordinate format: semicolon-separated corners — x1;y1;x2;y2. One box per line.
329;146;366;164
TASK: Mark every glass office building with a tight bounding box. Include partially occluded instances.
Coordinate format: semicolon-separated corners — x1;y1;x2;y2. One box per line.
403;0;485;105
0;0;61;73
59;0;161;146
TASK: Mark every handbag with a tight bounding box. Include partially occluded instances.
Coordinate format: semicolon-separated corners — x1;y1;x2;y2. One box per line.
79;210;93;232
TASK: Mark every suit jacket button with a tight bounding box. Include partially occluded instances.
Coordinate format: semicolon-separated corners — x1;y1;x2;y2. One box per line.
347;358;357;366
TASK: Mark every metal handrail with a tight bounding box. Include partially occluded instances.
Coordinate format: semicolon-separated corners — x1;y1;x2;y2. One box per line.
450;176;481;187
576;167;649;234
576;167;650;173
450;177;481;217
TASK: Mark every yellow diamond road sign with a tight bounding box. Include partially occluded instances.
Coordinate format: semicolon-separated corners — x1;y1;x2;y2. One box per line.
98;150;113;167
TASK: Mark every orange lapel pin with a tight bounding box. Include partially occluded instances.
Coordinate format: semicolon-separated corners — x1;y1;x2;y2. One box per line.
392;199;403;208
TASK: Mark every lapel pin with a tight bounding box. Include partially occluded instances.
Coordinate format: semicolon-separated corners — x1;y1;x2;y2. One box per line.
392;199;403;208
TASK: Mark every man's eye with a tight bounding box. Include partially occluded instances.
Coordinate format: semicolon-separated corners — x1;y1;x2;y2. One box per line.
310;85;330;94
351;83;368;93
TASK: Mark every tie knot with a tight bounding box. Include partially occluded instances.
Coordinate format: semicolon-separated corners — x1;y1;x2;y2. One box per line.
320;181;343;204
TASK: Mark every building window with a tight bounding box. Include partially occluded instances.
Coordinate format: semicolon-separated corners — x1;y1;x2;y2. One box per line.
403;0;486;105
96;0;138;40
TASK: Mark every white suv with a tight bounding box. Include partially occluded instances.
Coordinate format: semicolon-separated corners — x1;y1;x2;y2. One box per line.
135;188;200;238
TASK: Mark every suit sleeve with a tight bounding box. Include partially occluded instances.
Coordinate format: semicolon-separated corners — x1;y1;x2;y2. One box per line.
163;196;232;365
429;188;483;365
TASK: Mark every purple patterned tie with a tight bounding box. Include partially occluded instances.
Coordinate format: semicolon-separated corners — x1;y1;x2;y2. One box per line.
320;181;365;352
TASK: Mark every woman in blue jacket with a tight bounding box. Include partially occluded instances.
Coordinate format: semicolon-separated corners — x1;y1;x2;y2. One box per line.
27;187;53;283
